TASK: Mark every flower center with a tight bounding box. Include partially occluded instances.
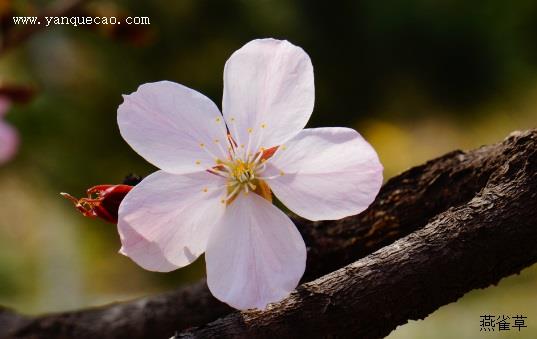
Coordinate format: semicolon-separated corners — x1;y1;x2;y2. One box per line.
207;139;278;204
231;159;256;185
219;154;265;201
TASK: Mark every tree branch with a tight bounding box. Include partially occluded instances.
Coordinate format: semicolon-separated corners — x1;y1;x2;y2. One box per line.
177;129;537;338
2;130;536;339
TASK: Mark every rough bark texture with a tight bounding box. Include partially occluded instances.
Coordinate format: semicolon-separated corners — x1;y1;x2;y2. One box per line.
1;130;536;339
177;130;537;338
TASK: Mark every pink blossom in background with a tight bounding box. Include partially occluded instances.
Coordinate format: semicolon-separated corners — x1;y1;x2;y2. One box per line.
0;97;19;165
116;39;383;310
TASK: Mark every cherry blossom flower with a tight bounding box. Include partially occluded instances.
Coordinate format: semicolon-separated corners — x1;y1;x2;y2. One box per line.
0;97;19;165
117;38;383;310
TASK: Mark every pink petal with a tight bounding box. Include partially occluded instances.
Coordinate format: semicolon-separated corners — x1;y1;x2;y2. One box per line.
222;39;314;152
264;128;383;221
206;192;306;310
118;170;227;272
0;121;19;165
118;81;228;174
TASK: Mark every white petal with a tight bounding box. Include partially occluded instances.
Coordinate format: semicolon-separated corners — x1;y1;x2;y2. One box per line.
222;39;314;153
0;121;18;164
264;127;383;221
118;81;228;174
118;170;227;272
206;192;306;310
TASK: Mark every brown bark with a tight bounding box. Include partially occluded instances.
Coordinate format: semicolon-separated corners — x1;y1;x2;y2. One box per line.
177;129;537;338
2;129;536;339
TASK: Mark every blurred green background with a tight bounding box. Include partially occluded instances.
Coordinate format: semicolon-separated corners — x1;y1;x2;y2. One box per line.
0;0;536;337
